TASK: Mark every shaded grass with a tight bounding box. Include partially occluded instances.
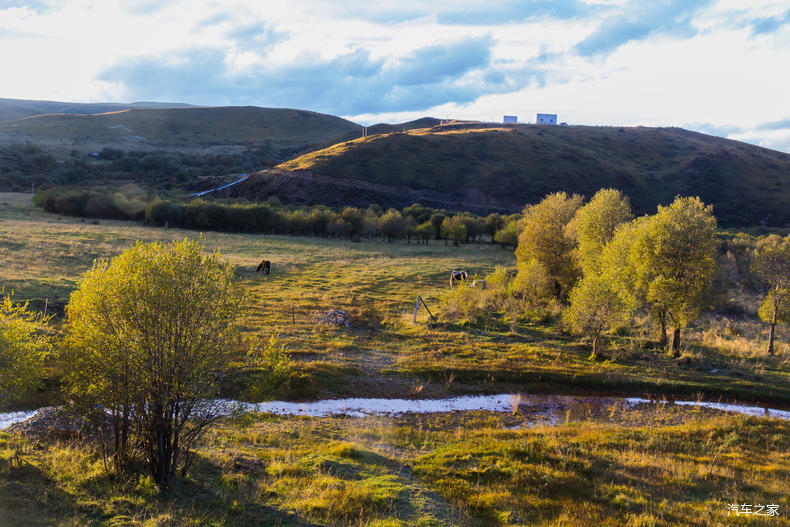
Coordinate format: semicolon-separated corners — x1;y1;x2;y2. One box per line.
1;407;788;526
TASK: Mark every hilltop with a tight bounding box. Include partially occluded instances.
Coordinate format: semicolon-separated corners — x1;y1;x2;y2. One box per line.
0;97;193;121
0;105;361;157
228;123;790;227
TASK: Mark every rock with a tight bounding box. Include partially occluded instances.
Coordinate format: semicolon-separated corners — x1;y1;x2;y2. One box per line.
6;406;95;440
317;309;351;327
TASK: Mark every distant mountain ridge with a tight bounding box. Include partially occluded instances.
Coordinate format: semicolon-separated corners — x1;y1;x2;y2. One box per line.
0;105;362;158
0;98;194;121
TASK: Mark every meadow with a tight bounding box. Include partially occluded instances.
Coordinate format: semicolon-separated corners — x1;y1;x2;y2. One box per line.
1;407;788;526
1;191;790;526
1;192;788;406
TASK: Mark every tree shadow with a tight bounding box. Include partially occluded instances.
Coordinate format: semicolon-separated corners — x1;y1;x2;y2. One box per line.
0;454;84;527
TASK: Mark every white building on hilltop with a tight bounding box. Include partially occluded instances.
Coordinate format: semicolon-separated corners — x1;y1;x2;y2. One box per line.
536;113;557;125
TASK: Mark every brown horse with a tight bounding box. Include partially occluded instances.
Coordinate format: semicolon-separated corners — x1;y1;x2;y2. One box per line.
256;260;271;275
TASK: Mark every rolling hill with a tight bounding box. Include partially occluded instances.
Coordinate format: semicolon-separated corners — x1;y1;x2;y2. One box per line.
0;97;193;121
0;106;361;151
221;123;790;227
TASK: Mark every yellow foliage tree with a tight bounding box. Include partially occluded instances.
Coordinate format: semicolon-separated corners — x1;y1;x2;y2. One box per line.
0;295;51;402
64;238;245;487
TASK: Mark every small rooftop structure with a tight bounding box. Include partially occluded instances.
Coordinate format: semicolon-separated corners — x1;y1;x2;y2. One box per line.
536;113;557;125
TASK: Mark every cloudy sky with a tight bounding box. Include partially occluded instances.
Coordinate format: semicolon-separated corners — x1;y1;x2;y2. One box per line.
1;0;789;152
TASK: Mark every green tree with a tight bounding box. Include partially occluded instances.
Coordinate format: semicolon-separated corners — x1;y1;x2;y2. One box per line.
378;208;406;242
429;212;446;239
629;197;717;354
515;192;584;300
460;213;485;243
402;203;431;224
564;276;631;359
441;215;467;245
64;239;246;487
414;220;434;244
598;216;650;316
340;207;363;236
0;295;51;402
752;234;790;355
493;215;522;248
484;213;504;239
510;259;553;308
568;188;632;277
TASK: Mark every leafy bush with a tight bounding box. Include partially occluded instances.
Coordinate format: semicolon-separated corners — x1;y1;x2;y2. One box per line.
0;294;51;402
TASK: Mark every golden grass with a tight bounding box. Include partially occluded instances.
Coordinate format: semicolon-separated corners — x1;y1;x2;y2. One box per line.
2;408;788;526
2;191;790;406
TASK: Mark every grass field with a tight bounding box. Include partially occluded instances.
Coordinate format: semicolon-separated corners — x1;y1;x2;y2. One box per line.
2;191;790;525
1;191;789;407
1;407;788;526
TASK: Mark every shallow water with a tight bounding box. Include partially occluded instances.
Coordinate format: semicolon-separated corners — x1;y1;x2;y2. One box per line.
0;410;37;430
2;394;789;430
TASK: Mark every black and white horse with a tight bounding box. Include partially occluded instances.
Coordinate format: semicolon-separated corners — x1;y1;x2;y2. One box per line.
450;269;469;286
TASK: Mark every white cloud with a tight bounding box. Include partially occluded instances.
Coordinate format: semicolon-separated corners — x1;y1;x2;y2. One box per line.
0;0;788;151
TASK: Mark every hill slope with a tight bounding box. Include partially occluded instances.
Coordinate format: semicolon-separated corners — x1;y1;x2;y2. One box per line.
0;98;193;121
0;106;361;149
262;124;790;227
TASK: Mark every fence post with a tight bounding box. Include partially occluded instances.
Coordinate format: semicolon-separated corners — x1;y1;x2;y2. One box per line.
413;295;437;324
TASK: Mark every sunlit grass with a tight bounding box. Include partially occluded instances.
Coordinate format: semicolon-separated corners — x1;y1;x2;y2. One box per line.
1;408;788;526
2;191;790;407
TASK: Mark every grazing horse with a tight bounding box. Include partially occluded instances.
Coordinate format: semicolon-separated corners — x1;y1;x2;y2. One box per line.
450;269;469;287
256;260;271;275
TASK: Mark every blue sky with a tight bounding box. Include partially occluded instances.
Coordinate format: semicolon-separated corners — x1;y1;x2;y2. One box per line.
1;0;789;152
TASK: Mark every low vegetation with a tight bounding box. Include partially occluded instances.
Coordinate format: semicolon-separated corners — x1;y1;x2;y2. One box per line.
1;409;788;526
1;188;790;524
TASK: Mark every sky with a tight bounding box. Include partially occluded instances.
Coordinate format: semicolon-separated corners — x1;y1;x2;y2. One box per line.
1;0;790;152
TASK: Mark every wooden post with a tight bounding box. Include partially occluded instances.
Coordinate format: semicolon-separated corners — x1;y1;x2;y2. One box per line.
43;297;48;318
420;297;437;322
292;306;295;326
413;295;437;324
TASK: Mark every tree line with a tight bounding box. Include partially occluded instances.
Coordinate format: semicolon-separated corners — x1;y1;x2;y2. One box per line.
34;185;524;244
0;143;285;192
445;189;790;357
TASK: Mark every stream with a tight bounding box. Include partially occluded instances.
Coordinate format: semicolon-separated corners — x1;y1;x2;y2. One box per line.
2;394;790;430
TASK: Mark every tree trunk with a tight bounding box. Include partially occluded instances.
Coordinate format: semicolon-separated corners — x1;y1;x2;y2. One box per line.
671;327;681;356
591;334;599;359
658;310;667;348
768;310;777;355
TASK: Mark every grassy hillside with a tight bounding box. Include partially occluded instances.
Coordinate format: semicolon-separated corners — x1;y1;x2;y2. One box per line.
275;124;790;227
0;106;360;149
0;97;192;122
